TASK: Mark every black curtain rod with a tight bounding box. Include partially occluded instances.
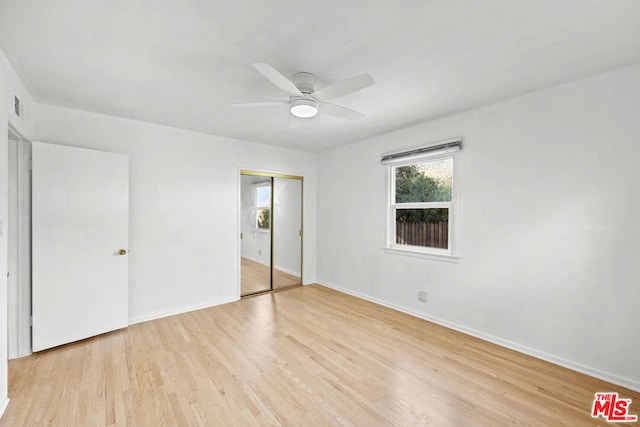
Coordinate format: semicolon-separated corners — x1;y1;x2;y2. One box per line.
381;140;462;163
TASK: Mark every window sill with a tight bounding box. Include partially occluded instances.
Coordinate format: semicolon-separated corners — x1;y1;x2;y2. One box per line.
383;247;459;263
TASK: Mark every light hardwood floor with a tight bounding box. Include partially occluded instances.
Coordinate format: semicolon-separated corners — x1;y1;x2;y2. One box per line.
2;285;638;426
241;257;300;295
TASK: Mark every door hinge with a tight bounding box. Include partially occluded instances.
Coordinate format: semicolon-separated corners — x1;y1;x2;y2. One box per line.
29;315;33;326
28;159;33;170
240;232;243;240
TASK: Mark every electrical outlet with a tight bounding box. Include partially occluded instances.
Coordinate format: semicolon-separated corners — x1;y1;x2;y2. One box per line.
258;249;262;255
418;291;428;303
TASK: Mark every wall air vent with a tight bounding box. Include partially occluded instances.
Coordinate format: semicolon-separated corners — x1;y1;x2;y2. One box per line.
14;95;21;117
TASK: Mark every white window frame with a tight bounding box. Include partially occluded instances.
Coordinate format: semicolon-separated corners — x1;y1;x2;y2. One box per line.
384;149;459;262
255;184;271;232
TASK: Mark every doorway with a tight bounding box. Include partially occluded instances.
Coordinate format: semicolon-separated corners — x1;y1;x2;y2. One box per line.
7;129;31;359
240;171;303;296
7;139;129;355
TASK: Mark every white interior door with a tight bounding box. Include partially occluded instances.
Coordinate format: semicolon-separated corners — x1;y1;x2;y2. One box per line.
32;142;129;352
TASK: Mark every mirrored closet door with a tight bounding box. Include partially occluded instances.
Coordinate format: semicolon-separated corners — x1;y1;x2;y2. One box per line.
240;171;303;296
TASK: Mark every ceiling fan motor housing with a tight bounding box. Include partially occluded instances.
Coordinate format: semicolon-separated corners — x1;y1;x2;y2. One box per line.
292;72;316;94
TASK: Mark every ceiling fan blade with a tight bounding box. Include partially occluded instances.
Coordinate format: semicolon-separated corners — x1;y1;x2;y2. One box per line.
312;73;374;100
229;101;289;108
288;116;306;129
252;63;302;97
320;102;366;120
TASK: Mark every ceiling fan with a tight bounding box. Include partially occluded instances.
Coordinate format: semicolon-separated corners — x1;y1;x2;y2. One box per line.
232;63;374;121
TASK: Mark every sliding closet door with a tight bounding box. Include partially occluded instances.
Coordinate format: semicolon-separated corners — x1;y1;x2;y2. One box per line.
240;171;303;296
273;177;302;289
240;175;272;295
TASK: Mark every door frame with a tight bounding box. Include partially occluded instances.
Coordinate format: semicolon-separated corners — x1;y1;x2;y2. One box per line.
238;169;304;297
7;125;31;358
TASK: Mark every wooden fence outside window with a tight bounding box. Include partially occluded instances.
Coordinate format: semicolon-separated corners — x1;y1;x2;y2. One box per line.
396;221;448;249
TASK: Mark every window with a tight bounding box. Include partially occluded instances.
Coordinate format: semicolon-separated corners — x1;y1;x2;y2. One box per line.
255;184;271;230
383;139;460;259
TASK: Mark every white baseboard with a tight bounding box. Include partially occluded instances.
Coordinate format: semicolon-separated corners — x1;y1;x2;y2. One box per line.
274;264;300;277
0;397;9;419
242;257;300;278
128;296;239;325
241;254;269;266
316;280;640;393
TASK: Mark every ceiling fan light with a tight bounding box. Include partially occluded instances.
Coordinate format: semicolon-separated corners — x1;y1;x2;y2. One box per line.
290;98;318;118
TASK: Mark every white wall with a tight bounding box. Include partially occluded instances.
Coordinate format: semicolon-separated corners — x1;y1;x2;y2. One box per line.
0;48;36;416
316;64;640;391
35;104;317;324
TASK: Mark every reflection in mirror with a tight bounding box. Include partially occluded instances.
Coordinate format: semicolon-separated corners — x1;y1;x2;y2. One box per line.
240;175;272;295
273;178;302;289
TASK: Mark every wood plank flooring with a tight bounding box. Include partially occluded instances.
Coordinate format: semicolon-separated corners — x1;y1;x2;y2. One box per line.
241;257;300;295
2;284;638;426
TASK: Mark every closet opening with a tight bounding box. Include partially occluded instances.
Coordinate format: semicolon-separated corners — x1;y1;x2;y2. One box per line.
239;171;303;297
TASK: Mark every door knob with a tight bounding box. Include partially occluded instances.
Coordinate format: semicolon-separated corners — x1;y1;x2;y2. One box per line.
118;249;127;255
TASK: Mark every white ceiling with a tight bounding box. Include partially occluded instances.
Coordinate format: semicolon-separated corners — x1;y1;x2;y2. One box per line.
1;1;639;152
